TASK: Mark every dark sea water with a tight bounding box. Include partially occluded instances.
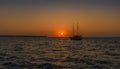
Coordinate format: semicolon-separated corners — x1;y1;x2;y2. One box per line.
0;37;120;69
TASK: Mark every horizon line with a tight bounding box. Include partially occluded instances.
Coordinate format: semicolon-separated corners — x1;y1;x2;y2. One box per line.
0;35;120;38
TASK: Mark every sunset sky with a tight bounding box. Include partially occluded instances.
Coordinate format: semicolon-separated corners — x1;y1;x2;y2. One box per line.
0;0;120;37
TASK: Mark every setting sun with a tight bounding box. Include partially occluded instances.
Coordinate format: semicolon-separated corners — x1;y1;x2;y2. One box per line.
60;32;64;35
57;31;67;37
59;32;64;37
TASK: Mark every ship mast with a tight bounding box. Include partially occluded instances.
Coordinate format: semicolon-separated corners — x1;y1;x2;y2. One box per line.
73;23;75;36
77;22;79;35
72;22;79;36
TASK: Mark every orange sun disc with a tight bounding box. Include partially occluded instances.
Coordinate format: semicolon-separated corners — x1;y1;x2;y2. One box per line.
60;32;64;35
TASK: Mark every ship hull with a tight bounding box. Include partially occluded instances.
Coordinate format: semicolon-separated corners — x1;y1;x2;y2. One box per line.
70;35;82;40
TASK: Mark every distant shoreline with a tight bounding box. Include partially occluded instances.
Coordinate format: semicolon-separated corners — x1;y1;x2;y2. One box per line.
0;35;48;37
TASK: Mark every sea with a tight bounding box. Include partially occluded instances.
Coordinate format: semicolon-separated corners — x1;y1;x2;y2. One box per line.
0;37;120;69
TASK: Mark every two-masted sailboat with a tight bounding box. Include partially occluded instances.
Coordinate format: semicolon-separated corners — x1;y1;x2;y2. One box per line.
70;22;82;40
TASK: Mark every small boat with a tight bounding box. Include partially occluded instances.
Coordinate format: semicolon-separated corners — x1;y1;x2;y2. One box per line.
70;35;82;40
70;22;82;40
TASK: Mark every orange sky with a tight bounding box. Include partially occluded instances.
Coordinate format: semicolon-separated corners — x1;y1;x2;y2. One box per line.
0;0;120;37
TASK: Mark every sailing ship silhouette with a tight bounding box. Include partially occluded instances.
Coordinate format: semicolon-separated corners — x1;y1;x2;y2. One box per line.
70;22;82;40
